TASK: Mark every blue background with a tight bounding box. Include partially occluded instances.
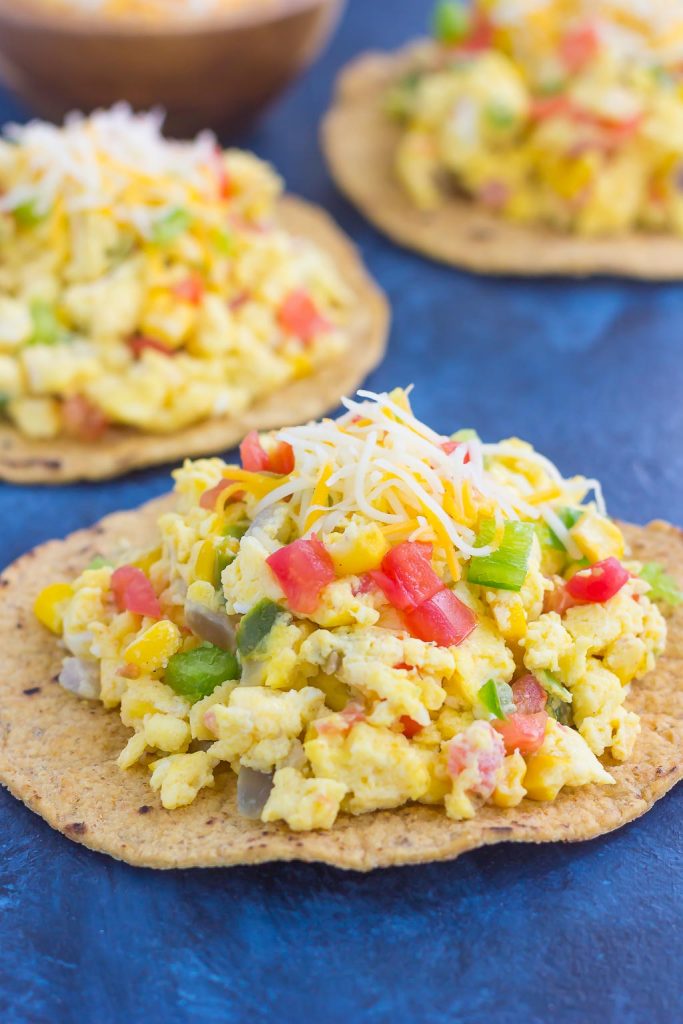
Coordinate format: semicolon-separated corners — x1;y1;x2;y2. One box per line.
1;2;682;1021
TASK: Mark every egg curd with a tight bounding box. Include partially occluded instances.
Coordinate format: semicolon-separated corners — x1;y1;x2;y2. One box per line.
35;388;675;831
391;0;683;235
0;105;350;441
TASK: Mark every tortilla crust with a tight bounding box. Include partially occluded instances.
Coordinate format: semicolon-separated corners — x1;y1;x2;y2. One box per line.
322;40;683;279
0;196;389;484
0;501;681;870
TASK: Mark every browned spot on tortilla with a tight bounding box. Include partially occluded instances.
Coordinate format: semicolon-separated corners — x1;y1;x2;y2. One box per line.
322;40;683;279
22;687;41;696
0;502;680;870
0;196;389;484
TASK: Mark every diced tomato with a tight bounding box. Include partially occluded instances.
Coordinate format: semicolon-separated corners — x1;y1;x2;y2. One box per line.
403;587;476;648
394;662;415;672
560;23;600;74
229;291;249;310
368;570;418;611
459;11;493;53
447;723;505;797
565;557;629;604
172;274;204;305
494;711;548;756
400;715;423;739
530;95;575;122
511;674;547;715
380;541;443;609
61;395;109;441
199;478;244;510
240;431;271;472
128;334;174;359
267;441;295;476
266;536;336;614
239;431;294;475
111;566;162;619
214;146;235;200
440;440;471;463
543;579;582;615
315;702;364;736
277;289;330;344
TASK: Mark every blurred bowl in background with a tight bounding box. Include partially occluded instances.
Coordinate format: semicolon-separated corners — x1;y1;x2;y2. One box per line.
0;0;345;135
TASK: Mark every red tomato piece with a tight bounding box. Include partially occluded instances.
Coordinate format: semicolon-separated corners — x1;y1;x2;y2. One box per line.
172;274;204;305
543;581;582;616
511;674;547;714
277;289;330;344
266;536;336;614
267;441;295;476
565;557;629;604
369;569;420;611
400;715;423;739
240;431;271;472
380;541;443;609
447;723;505;797
111;566;162;619
529;95;575;122
61;395;109;441
459;10;493;52
128;334;174;359
560;23;600;74
440;439;471;462
403;588;476;647
199;479;244;510
494;711;548;756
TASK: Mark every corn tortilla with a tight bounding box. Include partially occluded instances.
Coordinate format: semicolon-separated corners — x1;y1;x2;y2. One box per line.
322;41;683;279
0;499;680;870
0;196;389;484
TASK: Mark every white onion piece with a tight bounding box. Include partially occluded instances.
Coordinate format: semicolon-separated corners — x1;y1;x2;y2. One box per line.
282;739;306;771
238;659;265;687
185;601;236;651
58;657;100;700
237;767;273;819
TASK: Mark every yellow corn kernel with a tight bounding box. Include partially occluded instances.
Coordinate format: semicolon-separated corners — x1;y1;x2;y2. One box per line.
132;546;162;575
124;619;182;673
193;540;217;584
304;464;333;532
290;352;313;379
571;510;625;562
499;602;527;642
327;523;389;576
34;583;74;635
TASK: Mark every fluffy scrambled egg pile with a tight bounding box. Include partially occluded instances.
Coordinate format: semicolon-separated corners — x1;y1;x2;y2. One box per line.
0;105;350;440
392;0;683;235
37;388;672;831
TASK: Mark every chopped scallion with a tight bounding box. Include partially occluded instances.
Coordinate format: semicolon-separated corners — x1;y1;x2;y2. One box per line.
467;519;535;591
151;207;191;245
537;670;571;703
639;562;682;607
477;679;515;720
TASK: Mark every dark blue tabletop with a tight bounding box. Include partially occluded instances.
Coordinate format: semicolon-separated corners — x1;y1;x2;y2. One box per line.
1;2;682;1022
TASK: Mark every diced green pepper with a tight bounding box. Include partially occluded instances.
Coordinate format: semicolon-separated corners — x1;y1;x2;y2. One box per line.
27;299;62;346
639;562;682;607
222;520;249;540
477;679;515;720
432;0;470;44
214;549;235;589
13;198;49;228
486;104;516;129
0;392;9;416
165;642;239;703
467;519;535;591
236;598;284;659
212;228;238;256
87;555;113;570
151;207;191;245
537;669;572;703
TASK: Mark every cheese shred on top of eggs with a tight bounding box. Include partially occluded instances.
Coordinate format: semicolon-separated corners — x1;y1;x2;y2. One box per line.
391;0;683;235
36;388;672;830
0;105;351;440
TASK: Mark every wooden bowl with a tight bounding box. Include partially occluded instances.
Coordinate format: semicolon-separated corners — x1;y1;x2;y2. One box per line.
0;0;345;135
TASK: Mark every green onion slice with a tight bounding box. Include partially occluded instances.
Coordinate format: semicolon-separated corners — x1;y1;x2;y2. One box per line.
151;207;191;245
537;670;572;703
477;679;515;720
467;519;535;591
639;562;683;607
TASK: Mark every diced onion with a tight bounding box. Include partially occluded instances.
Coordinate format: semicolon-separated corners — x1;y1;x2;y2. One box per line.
237;767;273;819
185;601;236;651
58;657;100;700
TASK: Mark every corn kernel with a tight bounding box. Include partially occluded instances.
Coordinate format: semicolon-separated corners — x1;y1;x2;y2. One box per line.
132;546;161;575
193;539;217;584
571;511;625;562
327;522;389;576
34;582;74;635
124;619;182;673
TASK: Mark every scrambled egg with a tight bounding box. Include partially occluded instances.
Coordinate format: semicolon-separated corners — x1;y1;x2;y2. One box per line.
392;0;683;235
0;106;350;440
37;388;672;831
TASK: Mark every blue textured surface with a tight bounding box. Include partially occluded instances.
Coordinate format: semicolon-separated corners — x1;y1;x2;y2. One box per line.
1;2;682;1021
